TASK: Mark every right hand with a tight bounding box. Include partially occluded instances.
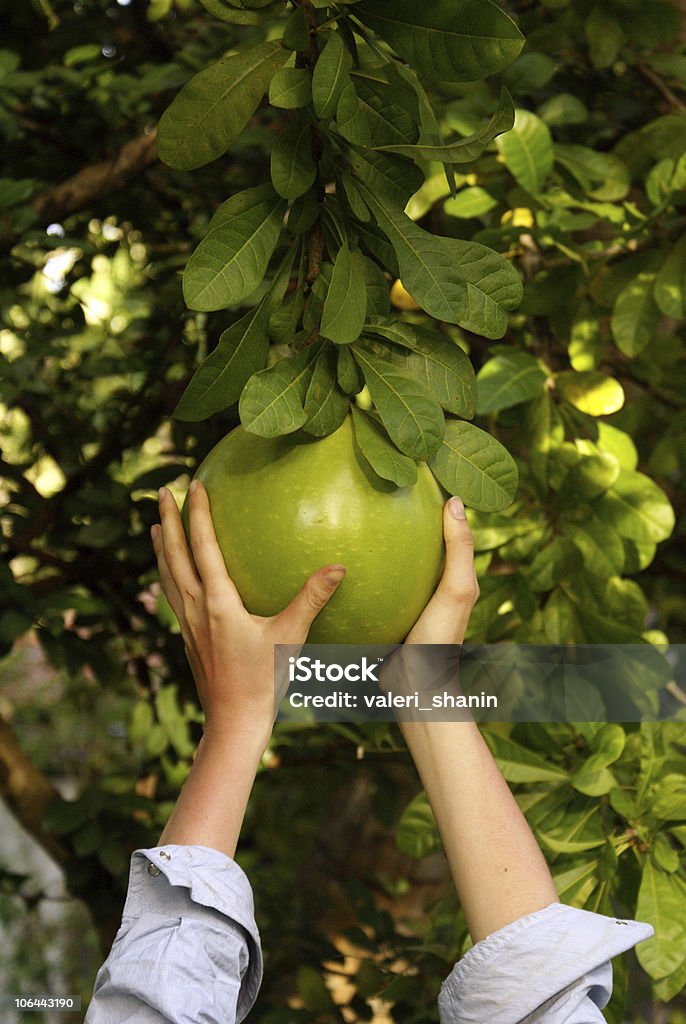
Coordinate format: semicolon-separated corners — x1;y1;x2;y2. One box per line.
406;496;479;645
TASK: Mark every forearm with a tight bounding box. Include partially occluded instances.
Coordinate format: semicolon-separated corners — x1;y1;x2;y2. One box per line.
158;722;271;859
400;719;558;944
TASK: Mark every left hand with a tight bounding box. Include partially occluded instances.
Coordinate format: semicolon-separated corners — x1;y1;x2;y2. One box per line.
152;480;346;741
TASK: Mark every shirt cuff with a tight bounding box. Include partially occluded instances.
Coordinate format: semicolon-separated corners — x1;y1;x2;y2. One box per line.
438;902;654;1024
126;845;263;1022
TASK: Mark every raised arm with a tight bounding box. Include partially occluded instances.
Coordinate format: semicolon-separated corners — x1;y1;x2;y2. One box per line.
398;497;653;1024
153;479;346;858
85;481;345;1024
399;496;558;943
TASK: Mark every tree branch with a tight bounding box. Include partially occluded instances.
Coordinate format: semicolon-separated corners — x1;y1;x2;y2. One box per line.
637;62;686;113
0;716;68;864
31;129;158;225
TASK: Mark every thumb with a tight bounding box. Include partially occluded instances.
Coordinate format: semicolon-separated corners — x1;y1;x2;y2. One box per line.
277;564;347;639
406;496;478;644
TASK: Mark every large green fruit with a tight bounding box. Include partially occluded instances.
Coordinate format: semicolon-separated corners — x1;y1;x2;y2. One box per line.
187;416;445;643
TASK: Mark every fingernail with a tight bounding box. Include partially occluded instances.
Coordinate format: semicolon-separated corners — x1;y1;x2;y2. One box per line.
158;487;166;503
449;496;466;519
150;524;160;539
190;479;200;494
324;566;347;587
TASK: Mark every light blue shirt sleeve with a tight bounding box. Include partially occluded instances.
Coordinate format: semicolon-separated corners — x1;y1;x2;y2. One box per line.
85;845;262;1024
85;846;653;1024
438;902;654;1024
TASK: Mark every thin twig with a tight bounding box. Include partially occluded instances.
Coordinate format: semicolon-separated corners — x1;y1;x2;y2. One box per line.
637;62;686;112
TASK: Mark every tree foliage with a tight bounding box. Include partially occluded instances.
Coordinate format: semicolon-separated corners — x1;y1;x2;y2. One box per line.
0;0;685;1019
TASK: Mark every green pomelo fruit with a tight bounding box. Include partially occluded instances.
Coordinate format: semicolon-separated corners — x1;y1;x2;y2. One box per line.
185;416;445;644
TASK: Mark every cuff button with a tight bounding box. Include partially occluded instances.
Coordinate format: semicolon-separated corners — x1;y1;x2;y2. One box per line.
147;862;162;876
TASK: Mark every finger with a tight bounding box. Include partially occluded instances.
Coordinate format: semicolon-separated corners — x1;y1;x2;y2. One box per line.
187;480;242;606
158;486;201;603
151;523;185;623
276;564;347;639
407;497;478;644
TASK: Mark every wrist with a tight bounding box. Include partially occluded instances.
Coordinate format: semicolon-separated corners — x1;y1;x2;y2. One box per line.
201;716;273;757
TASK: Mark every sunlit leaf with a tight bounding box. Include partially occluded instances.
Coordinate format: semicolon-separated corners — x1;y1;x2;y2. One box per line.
429;420;518;512
556;371;624;416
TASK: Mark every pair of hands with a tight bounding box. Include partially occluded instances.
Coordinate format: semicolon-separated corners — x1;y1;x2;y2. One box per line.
152;481;479;740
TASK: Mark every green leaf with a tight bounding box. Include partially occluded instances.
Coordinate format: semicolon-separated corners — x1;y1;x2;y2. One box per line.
296;966;335;1013
156;684;194;758
271;119;317;200
570;765;616;798
654;235;686;320
585;10;624;69
537;93;588;127
303;347;349;437
129;702;154;744
596;423;637;471
198;0;274;24
359;257;390;316
352;347;444;460
339;170;370;222
476;351;546;414
350;405;417;487
553;858;599;905
348;146;424;210
282;4;309;51
594;469;675;544
652;774;686;821
286;191;319;235
537;828;605;855
556;371;624;416
636;860;686;979
0;178;37;210
525;536;573;592
321;243;367;344
483;731;568;783
653;954;686;1003
443;186;498;219
364;318;476;417
496;109;553;195
652;837;680;873
174;307;269;421
337;345;363;394
611;273;660;357
336;80;415;149
565;515;625;578
312;32;353;119
557;451;620;502
374;88;515;164
671;826;686;848
183;186;286;311
157;41;288;170
239;345;318;436
269;284;305;343
554;144;630;201
353;0;524;82
428;420;518;512
396;791;442;858
355;181;522;337
269;67;312;109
